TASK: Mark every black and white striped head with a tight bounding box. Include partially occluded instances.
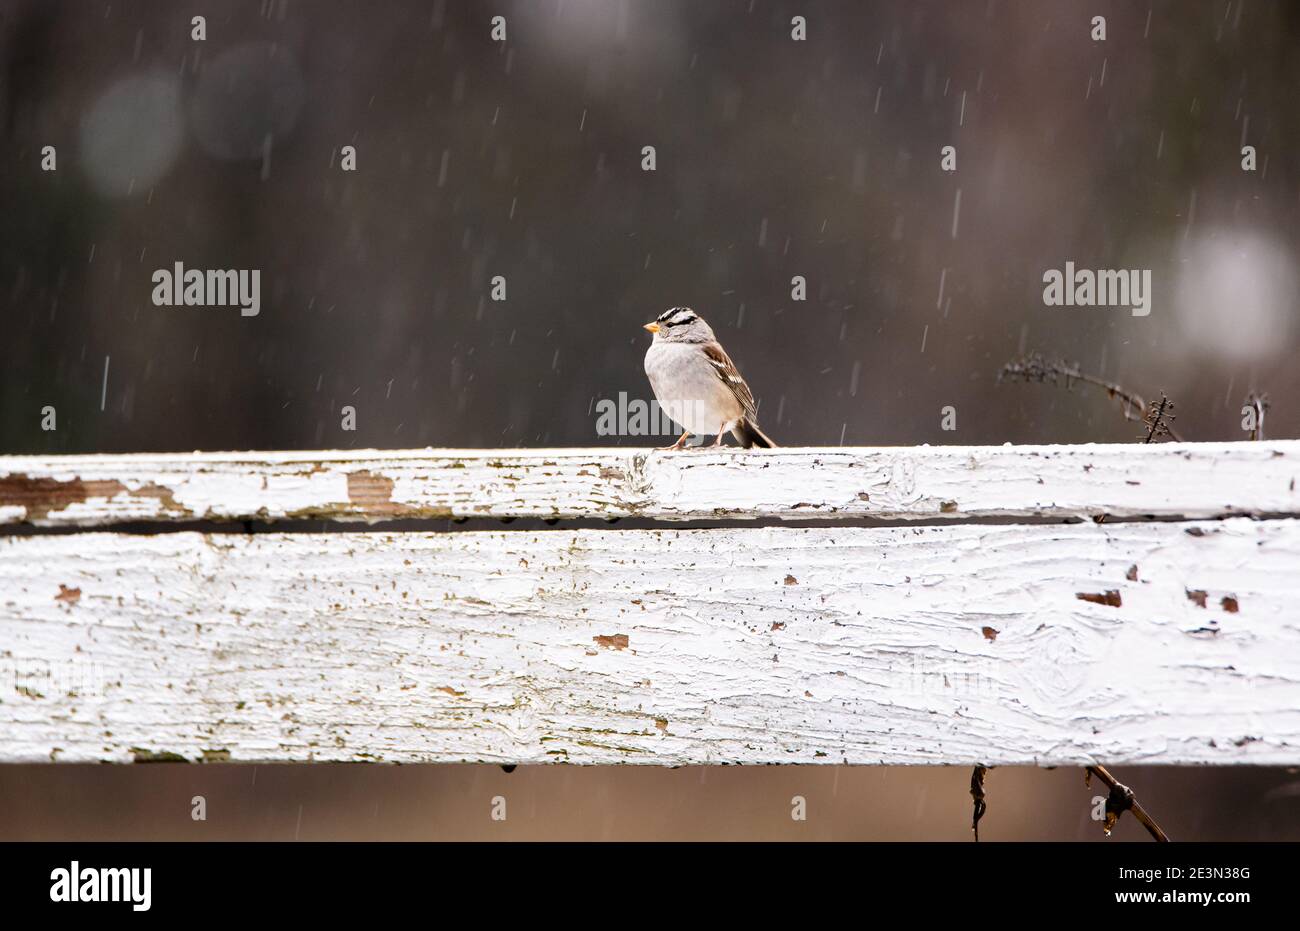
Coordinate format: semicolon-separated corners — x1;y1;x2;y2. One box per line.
643;306;715;343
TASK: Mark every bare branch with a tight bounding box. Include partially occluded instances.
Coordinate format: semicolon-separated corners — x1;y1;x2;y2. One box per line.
1244;392;1271;442
970;765;989;841
999;352;1185;443
1085;765;1171;842
1143;394;1175;444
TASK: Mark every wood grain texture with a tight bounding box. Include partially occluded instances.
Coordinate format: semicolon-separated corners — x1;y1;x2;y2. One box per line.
0;442;1297;527
3;519;1297;765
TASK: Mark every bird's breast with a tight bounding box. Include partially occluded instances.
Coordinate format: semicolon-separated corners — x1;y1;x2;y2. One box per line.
643;341;741;434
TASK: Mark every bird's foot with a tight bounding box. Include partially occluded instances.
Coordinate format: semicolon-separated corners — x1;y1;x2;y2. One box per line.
656;431;692;451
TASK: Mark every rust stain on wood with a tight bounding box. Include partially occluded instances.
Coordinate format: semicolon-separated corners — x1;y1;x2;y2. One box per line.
0;473;182;522
1187;589;1208;608
1221;595;1239;613
1076;590;1122;607
593;634;629;650
981;626;999;641
346;470;398;514
334;471;455;520
134;482;183;511
0;475;125;522
54;584;81;605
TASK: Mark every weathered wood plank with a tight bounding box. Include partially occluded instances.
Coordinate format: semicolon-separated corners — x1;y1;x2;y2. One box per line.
0;442;1297;526
2;519;1296;765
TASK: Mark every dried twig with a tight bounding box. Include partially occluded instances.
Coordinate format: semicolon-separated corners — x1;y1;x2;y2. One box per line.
1244;392;1270;441
1084;765;1170;842
999;352;1184;442
1142;394;1175;444
970;765;988;841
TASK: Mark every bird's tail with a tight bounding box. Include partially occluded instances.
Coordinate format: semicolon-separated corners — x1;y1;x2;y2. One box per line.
734;419;777;449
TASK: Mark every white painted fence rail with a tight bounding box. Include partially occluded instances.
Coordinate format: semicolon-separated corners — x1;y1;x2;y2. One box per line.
1;443;1298;766
1;441;1296;526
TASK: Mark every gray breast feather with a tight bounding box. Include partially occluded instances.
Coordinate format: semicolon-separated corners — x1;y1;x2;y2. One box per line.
644;342;743;435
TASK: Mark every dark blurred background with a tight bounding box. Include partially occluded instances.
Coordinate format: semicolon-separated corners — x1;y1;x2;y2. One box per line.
1;0;1298;840
4;763;1300;841
2;0;1297;452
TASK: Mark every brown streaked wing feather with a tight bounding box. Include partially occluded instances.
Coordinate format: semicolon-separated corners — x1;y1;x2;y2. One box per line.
701;341;758;421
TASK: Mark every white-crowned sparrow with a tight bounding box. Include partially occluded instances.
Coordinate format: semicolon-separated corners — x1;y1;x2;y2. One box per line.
642;306;777;450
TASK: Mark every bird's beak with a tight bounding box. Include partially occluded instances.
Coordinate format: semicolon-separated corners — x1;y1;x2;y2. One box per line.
643;322;660;333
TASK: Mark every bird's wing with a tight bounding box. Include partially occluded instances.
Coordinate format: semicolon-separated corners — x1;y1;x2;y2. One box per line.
702;341;758;421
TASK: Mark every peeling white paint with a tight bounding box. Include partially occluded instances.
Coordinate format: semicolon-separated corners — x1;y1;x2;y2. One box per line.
1;519;1296;765
0;442;1296;526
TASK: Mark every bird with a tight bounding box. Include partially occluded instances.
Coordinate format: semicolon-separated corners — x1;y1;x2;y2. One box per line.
642;306;777;450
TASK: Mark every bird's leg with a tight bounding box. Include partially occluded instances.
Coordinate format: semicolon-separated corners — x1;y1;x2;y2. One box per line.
657;431;691;451
710;425;728;447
